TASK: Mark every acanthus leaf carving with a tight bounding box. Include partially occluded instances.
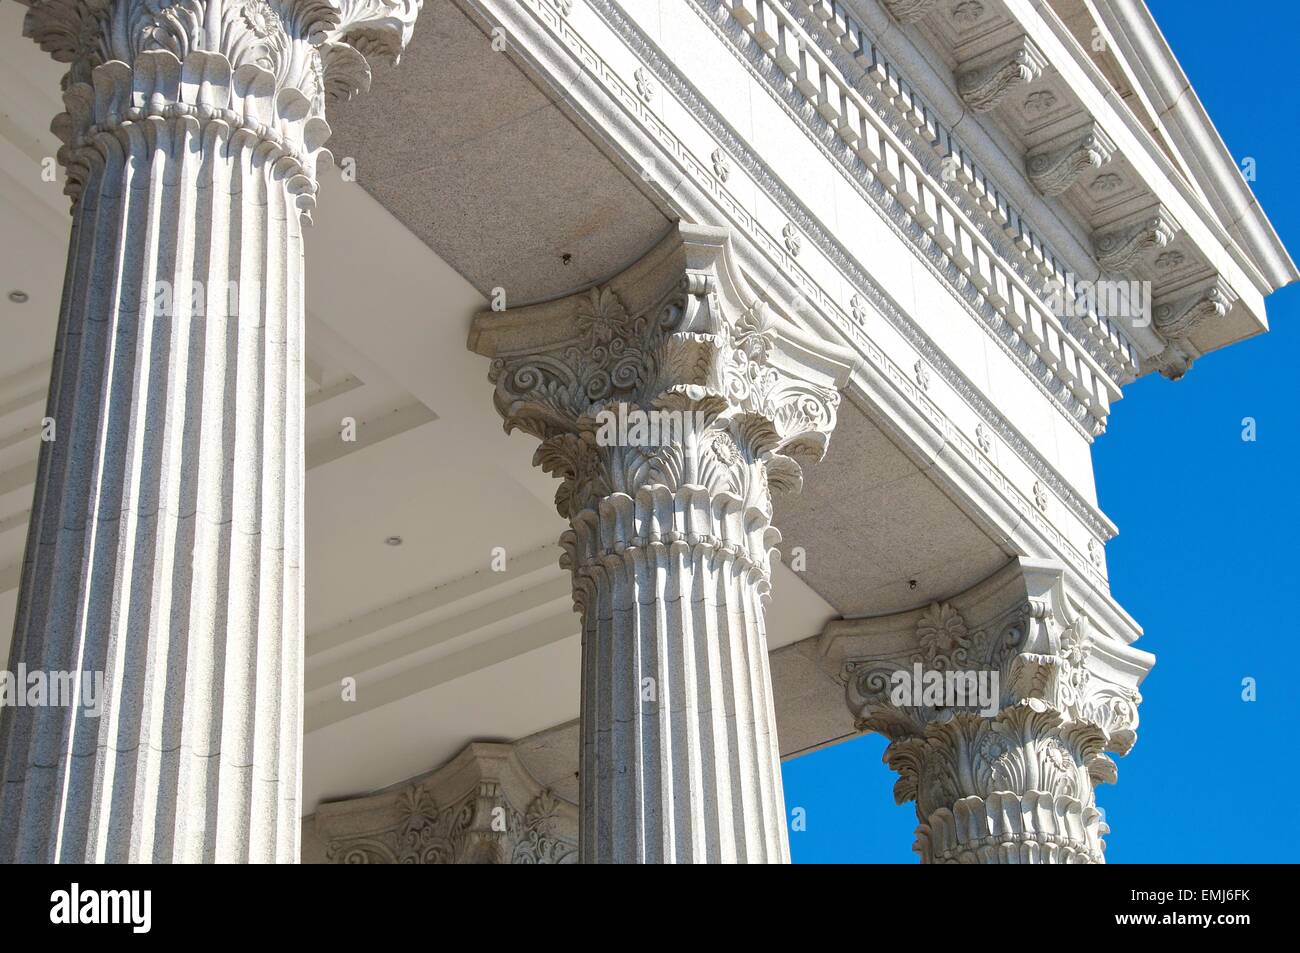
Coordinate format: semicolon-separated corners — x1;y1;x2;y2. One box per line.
880;0;940;24
1027;124;1117;198
472;231;852;861
1147;275;1238;380
20;0;422;213
477;226;846;588
825;560;1151;863
1152;276;1238;340
955;36;1046;113
1093;205;1180;273
317;743;578;865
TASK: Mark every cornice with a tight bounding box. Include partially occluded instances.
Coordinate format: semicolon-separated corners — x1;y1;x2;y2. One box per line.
698;0;1120;436
1071;0;1297;297
464;0;1119;595
567;0;1119;556
857;0;1290;376
797;0;1138;383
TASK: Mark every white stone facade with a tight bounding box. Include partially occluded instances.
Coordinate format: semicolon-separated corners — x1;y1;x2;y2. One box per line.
0;0;1291;863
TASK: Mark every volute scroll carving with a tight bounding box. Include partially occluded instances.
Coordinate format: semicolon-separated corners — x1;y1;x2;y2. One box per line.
473;224;852;595
19;0;422;214
1148;275;1239;380
471;225;853;863
1026;124;1117;198
312;743;578;865
955;36;1047;114
823;559;1152;864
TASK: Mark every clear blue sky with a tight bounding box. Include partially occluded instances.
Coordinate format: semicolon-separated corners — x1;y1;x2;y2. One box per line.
784;0;1300;863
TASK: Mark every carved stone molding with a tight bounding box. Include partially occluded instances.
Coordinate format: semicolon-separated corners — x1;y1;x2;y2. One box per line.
312;743;578;864
820;559;1152;864
1153;275;1238;340
880;0;940;24
1093;205;1181;273
633;0;1126;444
1148;275;1239;380
470;223;852;862
955;36;1047;114
1027;123;1117;198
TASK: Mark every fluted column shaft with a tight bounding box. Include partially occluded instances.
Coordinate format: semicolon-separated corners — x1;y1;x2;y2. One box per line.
0;0;422;863
471;224;851;863
0;60;305;867
568;485;787;863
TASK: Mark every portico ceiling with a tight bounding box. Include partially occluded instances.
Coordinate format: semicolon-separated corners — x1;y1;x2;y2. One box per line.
323;0;675;304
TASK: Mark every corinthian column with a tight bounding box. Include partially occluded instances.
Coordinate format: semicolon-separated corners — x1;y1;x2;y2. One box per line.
0;0;421;863
822;559;1152;864
469;225;851;863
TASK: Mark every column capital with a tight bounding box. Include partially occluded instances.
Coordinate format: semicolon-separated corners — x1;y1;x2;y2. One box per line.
821;559;1153;863
311;743;578;865
19;0;421;213
469;223;851;557
470;224;852;862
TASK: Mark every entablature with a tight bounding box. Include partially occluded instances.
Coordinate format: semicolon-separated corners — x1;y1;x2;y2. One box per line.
450;0;1120;581
729;0;1125;433
854;0;1291;379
